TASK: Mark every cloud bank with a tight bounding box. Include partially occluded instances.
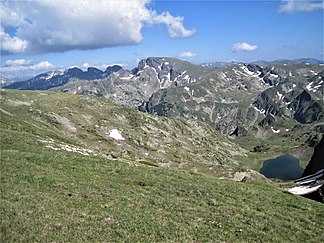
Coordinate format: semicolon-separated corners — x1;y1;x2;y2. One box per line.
0;0;195;54
232;42;258;52
1;59;54;80
279;0;324;13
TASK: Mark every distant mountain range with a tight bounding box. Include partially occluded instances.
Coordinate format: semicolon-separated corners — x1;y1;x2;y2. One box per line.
201;58;324;68
0;77;15;88
3;57;324;138
4;65;123;90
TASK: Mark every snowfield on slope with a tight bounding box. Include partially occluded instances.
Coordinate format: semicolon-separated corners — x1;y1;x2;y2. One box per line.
109;129;125;141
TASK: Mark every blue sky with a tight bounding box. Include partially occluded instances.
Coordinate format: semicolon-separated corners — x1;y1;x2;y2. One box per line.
1;0;323;80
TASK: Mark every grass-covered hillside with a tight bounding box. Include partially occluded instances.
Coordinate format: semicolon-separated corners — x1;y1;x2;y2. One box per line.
0;89;247;178
1;90;324;242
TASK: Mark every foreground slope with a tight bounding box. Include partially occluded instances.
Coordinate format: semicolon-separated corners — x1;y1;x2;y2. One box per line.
1;90;324;242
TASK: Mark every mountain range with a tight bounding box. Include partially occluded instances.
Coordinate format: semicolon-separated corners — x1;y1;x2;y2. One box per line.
4;57;323;141
1;58;324;241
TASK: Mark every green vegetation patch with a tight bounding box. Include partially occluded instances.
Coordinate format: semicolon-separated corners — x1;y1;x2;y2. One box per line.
1;137;324;242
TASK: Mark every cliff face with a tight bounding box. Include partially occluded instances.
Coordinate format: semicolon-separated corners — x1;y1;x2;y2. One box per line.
302;135;324;177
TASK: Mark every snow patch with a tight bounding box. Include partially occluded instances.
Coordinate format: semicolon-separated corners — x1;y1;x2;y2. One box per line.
270;73;278;78
305;81;321;92
271;127;280;133
309;70;318;75
183;74;190;83
253;106;266;115
120;75;133;80
306;81;313;91
184;86;190;92
240;65;254;76
109;129;125;141
276;91;283;100
288;184;322;195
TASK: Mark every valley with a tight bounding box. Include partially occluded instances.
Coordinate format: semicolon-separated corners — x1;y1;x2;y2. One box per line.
1;58;323;241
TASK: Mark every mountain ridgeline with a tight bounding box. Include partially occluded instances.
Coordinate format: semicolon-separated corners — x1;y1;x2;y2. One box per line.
4;57;324;137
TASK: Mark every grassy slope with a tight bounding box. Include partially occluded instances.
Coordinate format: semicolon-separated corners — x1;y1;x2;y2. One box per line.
1;90;324;242
1;131;324;242
0;89;248;178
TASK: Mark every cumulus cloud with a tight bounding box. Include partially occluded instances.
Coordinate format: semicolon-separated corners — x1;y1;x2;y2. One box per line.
279;0;324;13
232;42;258;52
178;51;196;57
153;12;196;38
0;0;195;54
1;59;54;80
1;29;27;54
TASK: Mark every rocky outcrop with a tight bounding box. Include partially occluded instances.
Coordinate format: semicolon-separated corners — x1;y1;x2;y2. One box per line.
288;90;323;123
302;136;324;177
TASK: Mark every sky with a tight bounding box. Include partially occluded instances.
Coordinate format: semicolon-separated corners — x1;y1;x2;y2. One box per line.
1;0;323;80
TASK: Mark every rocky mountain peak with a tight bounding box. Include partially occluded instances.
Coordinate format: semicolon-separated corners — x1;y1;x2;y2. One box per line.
105;65;123;75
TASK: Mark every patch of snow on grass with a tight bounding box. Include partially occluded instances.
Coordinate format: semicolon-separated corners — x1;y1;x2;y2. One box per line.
184;86;190;92
109;129;125;141
271;127;280;133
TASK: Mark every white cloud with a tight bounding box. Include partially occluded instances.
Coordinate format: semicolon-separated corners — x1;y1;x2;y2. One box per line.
82;63;90;69
232;42;258;52
0;0;195;54
5;59;32;66
279;0;324;13
1;60;54;80
178;51;196;57
79;62;127;71
1;27;27;53
152;12;196;38
31;61;53;70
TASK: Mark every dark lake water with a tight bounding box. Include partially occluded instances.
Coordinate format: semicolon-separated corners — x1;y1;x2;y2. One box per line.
260;154;304;180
